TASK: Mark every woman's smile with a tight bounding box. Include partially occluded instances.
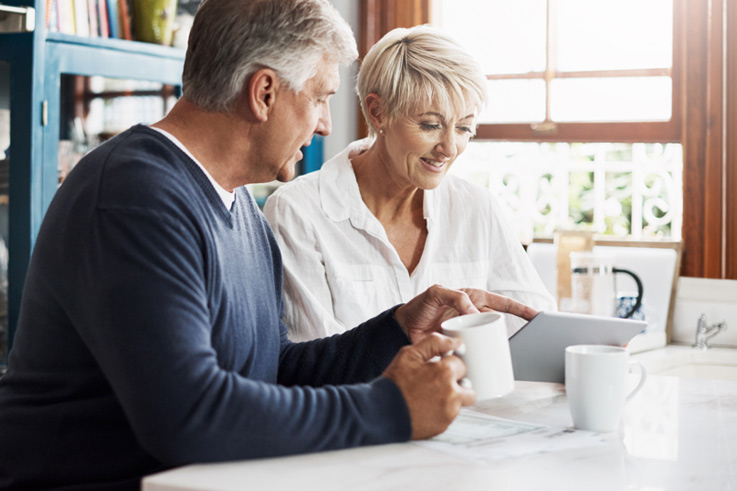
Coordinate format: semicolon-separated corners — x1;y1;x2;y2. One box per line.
420;156;448;173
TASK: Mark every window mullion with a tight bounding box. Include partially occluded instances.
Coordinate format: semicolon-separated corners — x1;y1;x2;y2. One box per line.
544;0;557;124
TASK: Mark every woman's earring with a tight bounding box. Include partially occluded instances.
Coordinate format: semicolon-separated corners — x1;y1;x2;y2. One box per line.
379;129;385;135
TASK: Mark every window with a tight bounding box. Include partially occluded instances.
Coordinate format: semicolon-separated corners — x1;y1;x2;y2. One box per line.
360;0;736;278
434;0;682;243
436;0;679;138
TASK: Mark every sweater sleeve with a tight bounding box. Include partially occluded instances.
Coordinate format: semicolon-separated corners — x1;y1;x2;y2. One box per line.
65;204;411;466
277;307;412;387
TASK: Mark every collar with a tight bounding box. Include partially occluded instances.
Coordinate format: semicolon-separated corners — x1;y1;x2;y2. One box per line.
318;139;436;229
150;126;236;210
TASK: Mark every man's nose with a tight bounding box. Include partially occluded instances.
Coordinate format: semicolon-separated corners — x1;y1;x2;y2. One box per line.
316;105;332;137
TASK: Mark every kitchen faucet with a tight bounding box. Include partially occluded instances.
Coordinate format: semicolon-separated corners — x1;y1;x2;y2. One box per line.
692;313;727;350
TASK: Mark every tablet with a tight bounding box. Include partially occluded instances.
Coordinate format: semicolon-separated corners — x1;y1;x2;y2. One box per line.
508;311;647;384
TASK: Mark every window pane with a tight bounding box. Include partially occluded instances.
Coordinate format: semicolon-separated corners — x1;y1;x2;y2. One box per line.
556;0;673;71
482;79;546;123
59;76;177;183
551;77;672;122
449;142;683;242
439;0;547;74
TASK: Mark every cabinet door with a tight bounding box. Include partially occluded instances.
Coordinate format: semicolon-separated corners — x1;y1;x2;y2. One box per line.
0;61;9;370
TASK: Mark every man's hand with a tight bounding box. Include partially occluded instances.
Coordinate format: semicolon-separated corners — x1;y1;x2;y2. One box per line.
394;285;479;344
394;285;539;344
382;333;475;440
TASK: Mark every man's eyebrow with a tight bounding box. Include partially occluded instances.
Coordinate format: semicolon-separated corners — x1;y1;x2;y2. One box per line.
316;84;337;97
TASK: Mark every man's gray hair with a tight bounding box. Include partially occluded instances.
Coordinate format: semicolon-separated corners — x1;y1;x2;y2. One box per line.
182;0;357;112
357;25;488;138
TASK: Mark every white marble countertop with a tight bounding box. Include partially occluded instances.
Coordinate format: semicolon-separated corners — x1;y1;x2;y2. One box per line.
142;375;737;491
632;344;737;380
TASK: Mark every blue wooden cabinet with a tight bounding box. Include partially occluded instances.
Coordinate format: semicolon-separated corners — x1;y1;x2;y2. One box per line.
0;0;185;356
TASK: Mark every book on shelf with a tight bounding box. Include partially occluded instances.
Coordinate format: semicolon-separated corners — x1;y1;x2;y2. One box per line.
56;0;76;34
97;0;109;37
105;0;119;38
118;0;132;40
46;0;59;31
46;0;165;42
72;0;90;37
86;0;98;37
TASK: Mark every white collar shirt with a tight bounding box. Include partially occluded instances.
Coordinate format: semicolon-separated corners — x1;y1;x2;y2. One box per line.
150;126;236;210
263;139;556;342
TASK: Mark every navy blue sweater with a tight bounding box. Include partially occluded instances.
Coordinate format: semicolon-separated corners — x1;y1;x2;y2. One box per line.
0;126;412;490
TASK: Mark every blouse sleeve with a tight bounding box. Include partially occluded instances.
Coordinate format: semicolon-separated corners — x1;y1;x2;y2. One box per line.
484;190;558;335
263;188;348;341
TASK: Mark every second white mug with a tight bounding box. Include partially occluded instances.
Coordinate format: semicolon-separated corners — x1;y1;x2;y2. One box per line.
565;344;647;432
441;312;515;401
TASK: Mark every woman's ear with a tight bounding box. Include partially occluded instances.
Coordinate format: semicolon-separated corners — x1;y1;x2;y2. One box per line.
248;68;278;123
365;93;385;133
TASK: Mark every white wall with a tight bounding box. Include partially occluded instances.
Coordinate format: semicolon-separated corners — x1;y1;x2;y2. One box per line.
672;278;737;348
324;0;359;162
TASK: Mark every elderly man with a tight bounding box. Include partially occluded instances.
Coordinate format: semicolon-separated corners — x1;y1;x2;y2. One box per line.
0;0;536;489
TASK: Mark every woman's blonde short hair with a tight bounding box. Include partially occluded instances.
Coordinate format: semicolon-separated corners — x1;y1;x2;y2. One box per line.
357;25;488;138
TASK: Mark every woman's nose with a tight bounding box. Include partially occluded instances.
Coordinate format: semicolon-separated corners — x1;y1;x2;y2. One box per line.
435;130;458;159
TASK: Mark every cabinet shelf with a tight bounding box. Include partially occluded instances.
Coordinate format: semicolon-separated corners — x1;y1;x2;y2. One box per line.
46;32;186;58
45;33;185;83
0;9;187;358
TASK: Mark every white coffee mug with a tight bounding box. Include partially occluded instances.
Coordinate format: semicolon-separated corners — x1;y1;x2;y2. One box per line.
565;345;647;432
441;312;515;401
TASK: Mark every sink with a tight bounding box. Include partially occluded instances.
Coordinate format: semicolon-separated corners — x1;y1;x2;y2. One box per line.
631;345;737;381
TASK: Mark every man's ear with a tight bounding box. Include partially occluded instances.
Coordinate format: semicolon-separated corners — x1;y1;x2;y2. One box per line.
249;68;279;123
365;93;385;133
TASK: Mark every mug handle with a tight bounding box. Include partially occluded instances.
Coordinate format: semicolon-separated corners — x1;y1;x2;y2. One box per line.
625;361;647;403
613;267;644;318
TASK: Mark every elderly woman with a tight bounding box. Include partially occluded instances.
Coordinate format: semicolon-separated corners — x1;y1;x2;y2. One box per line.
264;25;555;342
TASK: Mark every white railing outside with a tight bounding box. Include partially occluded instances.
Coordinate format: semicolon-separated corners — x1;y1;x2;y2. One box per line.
451;142;683;244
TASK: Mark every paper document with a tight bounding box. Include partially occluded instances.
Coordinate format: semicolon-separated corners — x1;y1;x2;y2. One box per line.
417;409;610;461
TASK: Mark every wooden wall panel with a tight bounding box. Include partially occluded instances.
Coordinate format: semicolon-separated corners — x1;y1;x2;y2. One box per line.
727;0;737;279
357;0;431;138
359;0;430;56
702;0;726;277
681;0;727;278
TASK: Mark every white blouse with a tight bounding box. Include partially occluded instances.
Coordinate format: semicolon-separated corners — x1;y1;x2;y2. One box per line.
263;139;556;342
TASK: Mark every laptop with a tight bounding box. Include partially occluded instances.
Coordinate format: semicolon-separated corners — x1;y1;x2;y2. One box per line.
508;311;646;383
